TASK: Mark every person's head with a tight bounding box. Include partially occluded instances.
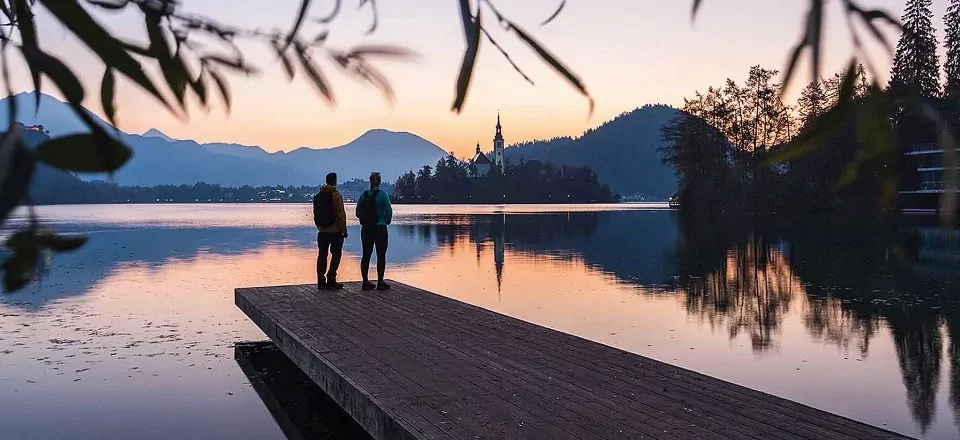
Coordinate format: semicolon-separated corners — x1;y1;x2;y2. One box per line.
326;172;337;186
369;172;382;190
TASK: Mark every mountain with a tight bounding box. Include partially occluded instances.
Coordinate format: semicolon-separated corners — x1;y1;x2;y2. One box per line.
201;142;270;159
0;93;448;186
0;92;113;136
505;104;679;198
142;128;177;142
267;129;448;183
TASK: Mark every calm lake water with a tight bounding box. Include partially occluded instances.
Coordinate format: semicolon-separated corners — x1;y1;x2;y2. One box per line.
1;203;959;439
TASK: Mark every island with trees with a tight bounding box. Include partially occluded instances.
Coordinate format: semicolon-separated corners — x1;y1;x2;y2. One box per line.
391;155;618;204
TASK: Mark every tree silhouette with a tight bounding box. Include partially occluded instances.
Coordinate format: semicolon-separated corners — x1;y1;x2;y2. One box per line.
888;0;941;143
944;0;960;99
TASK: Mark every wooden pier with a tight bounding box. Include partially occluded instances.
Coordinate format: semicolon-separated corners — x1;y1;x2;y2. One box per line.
236;282;911;440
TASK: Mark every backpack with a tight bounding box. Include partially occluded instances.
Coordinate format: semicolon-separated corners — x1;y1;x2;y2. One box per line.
313;191;336;228
357;189;380;226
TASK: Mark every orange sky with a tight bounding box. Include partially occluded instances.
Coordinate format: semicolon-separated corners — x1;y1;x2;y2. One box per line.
4;0;934;157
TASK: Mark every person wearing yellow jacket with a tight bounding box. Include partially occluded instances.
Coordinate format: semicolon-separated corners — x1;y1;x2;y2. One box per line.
314;172;348;290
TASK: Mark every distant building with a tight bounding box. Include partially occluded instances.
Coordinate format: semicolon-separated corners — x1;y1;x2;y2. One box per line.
22;123;45;133
900;142;953;210
469;142;492;178
468;113;506;178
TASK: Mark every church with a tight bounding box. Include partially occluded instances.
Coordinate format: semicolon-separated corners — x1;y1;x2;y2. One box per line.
468;113;505;178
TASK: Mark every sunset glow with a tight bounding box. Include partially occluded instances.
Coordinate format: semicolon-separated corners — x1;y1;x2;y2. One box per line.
3;0;933;156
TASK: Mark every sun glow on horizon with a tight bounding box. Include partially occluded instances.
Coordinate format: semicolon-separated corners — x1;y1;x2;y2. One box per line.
1;0;930;157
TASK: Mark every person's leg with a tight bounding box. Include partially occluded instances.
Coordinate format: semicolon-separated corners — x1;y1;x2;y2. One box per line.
360;226;375;286
376;226;389;285
317;232;330;288
327;233;344;286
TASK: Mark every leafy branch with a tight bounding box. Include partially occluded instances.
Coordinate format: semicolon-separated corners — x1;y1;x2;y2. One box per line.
452;0;593;114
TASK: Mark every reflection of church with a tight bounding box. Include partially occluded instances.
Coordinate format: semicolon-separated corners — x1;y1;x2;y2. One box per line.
473;214;506;292
469;113;506;178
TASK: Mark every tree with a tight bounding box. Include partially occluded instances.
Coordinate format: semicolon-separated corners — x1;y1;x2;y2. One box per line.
798;78;828;126
415;165;434;202
659;109;730;208
392;171;417;203
945;0;960;99
887;0;941;126
660;63;888;214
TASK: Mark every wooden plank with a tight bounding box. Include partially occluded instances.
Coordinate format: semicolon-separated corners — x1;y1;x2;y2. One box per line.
236;281;914;440
381;283;899;440
357;286;844;440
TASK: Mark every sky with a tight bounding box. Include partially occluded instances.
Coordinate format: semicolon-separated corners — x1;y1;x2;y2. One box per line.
4;0;949;157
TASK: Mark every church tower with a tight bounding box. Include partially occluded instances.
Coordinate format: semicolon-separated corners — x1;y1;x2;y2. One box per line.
493;112;505;171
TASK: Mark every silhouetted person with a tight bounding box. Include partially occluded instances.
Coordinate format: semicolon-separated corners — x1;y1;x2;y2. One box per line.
356;172;393;290
314;172;348;290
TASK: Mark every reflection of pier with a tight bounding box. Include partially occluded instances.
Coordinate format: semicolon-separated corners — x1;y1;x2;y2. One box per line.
237;282;910;440
234;342;371;440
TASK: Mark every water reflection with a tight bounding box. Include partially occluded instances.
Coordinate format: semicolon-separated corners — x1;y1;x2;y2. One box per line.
668;213;960;436
235;342;371;440
401;210;960;437
2;204;959;439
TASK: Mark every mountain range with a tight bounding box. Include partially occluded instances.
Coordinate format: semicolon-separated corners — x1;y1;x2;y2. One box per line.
0;93;449;186
505;104;679;198
3;93;680;197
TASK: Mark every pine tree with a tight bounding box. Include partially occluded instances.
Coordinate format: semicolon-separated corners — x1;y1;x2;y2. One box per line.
887;0;941;143
798;78;827;126
888;0;941;102
944;0;960;98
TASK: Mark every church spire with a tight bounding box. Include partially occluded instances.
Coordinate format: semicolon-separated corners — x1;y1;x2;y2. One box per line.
492;111;505;170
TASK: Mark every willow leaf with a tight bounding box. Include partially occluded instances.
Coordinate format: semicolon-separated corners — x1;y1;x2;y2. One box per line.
36;134;132;173
39;0;172;113
508;21;593;115
101;68;117;127
452;1;480;113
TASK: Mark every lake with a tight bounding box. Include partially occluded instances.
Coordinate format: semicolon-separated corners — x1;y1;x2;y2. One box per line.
1;203;958;439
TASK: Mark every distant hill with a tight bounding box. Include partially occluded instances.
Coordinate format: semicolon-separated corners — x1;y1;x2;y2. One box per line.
0;93;448;186
505;104;679;198
142;128;177;142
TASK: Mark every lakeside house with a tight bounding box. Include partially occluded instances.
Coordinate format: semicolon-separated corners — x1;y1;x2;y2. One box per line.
900;142;957;210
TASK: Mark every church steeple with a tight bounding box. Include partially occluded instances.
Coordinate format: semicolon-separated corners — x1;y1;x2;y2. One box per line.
492;112;504;169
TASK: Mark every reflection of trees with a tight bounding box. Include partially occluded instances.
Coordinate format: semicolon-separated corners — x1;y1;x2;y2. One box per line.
802;298;877;358
671;213;960;433
396;212;604;289
887;307;943;433
397;213;602;246
787;219;951;433
675;227;797;351
946;314;960;430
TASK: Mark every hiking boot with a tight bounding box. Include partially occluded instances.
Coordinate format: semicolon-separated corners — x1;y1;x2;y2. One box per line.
361;281;376;291
326;281;344;290
376;281;391;291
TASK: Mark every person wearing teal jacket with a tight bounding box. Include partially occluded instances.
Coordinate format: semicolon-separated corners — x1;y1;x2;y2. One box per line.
356;172;393;290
